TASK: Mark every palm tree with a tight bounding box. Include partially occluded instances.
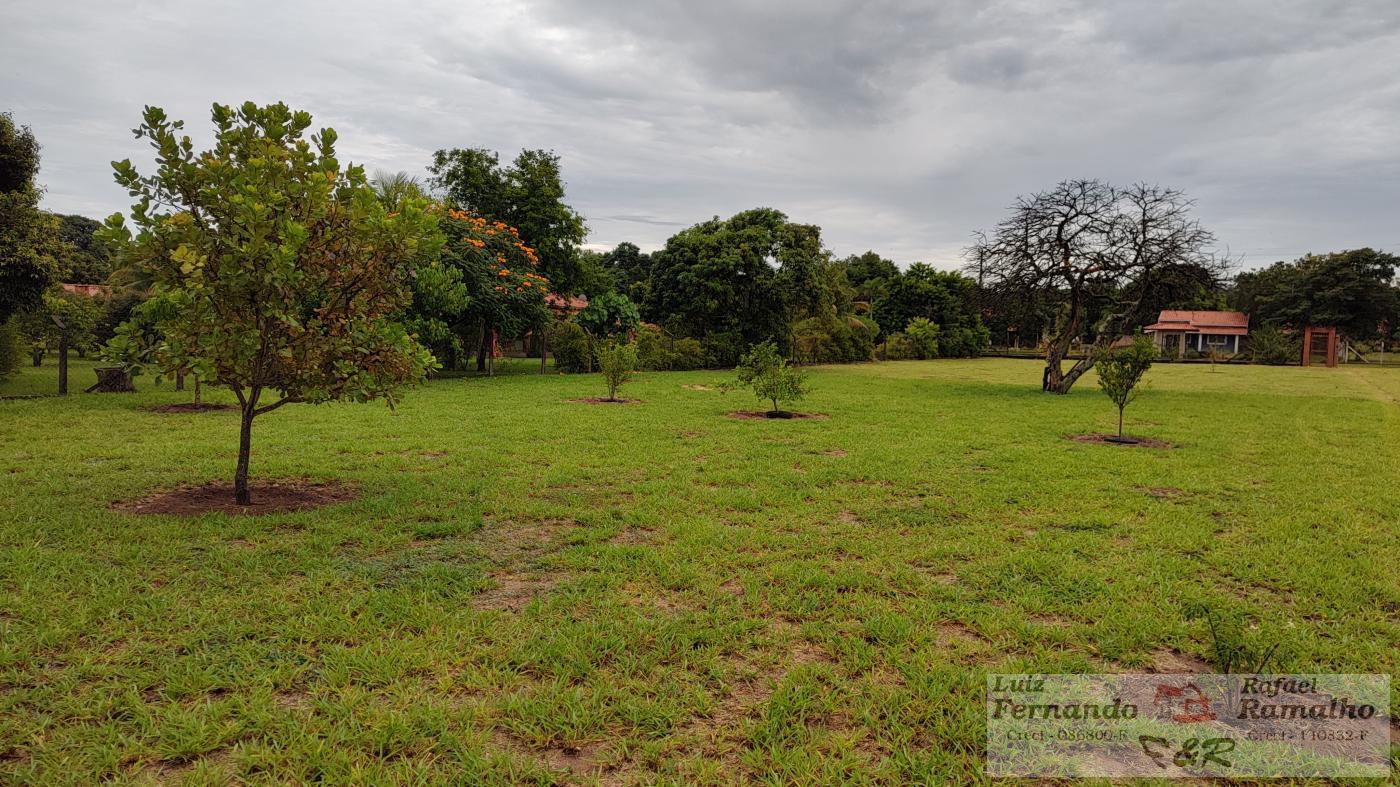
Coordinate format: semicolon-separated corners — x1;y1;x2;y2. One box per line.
370;170;427;208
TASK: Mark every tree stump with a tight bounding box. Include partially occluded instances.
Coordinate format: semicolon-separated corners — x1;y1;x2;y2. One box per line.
86;367;136;393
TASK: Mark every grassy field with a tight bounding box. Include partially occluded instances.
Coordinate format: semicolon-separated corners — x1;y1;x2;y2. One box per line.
1;356;1397;784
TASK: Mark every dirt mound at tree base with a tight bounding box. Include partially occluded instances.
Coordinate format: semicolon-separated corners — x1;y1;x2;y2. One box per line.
111;479;357;516
568;397;641;404
1067;433;1175;449
727;410;827;420
145;403;237;414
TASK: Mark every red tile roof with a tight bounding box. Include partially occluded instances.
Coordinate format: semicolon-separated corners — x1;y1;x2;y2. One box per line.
1144;310;1249;335
60;283;110;297
545;293;588;313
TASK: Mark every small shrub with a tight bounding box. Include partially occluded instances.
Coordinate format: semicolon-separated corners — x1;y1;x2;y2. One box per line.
939;323;991;358
792;314;875;364
883;332;915;360
636;325;708;371
596;340;639;401
670;337;707;370
548;320;590;373
1250;325;1297;365
732;340;809;416
1185;603;1285;674
1094;335;1154;438
905;317;941;359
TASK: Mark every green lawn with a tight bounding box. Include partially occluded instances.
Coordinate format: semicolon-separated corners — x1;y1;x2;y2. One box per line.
1;357;1397;784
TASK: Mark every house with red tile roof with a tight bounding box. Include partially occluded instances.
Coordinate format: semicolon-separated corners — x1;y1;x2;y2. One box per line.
1143;310;1249;357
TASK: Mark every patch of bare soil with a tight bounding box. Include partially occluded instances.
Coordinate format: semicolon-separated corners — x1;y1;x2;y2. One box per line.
821;448;848;457
1150;647;1214;673
682;384;715;391
491;730;612;779
111;479;357;516
569;397;640;404
1139;485;1187;499
1067;433;1175;449
473;517;581;563
608;527;656;546
937;621;990;647
473;573;554;612
727;410;827;420
144;402;237;413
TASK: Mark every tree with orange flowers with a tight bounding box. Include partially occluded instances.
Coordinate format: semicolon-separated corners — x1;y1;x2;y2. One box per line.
434;208;549;373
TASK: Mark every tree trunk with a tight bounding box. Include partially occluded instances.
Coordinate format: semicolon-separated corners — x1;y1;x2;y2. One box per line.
194;378;202;406
476;324;489;373
57;337;68;395
1043;337;1098;394
176;371;185;391
31;348;42;367
540;329;548;374
1118;406;1125;438
235;406;255;505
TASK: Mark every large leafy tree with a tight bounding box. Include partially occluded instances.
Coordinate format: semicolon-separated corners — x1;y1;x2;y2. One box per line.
971;179;1221;393
873;263;980;336
643;208;798;356
1231;249;1398;339
101;102;442;504
436;208;550;373
0;112;63;323
428;147;587;294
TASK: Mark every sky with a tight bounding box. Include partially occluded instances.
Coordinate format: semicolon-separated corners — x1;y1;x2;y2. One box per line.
4;0;1400;271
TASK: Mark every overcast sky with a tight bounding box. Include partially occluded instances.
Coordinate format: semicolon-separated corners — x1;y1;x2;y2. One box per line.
5;0;1399;270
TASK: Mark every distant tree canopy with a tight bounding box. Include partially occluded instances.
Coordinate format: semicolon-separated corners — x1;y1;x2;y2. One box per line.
599;241;652;302
641;208;843;365
0;112;63;323
429;147;587;294
53;213;112;284
972;179;1222;394
836;251;900;302
1231;248;1398;339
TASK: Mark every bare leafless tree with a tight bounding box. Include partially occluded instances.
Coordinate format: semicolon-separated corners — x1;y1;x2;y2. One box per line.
969;179;1223;393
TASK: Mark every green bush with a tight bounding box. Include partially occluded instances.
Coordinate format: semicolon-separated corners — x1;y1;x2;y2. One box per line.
636;325;709;371
733;340;809;416
595;340;639;401
939;324;990;358
701;331;746;368
905;317;941;359
548;320;591;373
1250;325;1297;365
792;314;875;363
882;332;915;360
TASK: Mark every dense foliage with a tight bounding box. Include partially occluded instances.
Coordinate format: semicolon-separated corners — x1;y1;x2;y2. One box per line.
1231;248;1398;340
429;147;587;294
0;112;63;325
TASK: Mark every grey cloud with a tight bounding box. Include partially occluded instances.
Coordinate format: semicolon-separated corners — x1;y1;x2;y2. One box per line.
3;0;1399;269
